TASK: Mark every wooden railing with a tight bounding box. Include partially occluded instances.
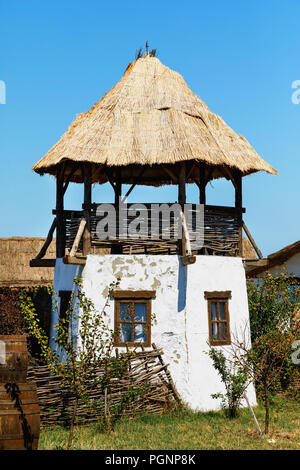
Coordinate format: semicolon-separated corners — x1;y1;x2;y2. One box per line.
54;203;244;257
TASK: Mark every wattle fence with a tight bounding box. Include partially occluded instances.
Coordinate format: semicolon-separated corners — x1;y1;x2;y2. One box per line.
26;344;182;428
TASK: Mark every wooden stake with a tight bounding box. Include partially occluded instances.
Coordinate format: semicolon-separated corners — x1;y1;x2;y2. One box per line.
244;393;263;438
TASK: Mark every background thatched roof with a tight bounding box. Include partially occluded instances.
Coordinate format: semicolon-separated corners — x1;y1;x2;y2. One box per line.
32;55;276;185
0;238;55;287
242;238;257;260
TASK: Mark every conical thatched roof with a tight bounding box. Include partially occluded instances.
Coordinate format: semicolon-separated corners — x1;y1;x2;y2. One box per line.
32;55;276;185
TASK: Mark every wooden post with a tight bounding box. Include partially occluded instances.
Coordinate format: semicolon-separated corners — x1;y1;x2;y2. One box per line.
83;163;92;256
178;162;186;255
244;393;263;438
56;163;65;258
112;167;122;254
234;170;243;256
178;162;186;207
199;162;206;205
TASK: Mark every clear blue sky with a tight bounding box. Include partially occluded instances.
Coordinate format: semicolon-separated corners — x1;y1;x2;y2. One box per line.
1;0;299;256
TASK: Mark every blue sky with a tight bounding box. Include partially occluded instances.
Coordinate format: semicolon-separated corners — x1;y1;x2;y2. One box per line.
1;0;300;256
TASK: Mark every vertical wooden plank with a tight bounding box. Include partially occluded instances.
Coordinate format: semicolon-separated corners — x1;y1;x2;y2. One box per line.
178;161;186;207
56;163;65;258
83;163;92;256
178;162;186;255
199;162;206;205
112;167;122;254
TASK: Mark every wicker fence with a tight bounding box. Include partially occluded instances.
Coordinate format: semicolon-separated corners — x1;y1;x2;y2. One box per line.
27;344;182;428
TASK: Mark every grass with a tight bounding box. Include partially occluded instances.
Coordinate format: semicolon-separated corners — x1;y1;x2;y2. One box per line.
39;397;300;450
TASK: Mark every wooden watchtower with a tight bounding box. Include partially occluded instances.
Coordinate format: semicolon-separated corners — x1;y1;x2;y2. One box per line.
30;52;276;411
31;54;275;266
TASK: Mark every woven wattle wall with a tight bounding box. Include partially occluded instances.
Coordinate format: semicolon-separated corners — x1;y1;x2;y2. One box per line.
27;345;182;428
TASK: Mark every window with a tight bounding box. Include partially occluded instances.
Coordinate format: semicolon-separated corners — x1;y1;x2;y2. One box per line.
204;291;231;345
111;290;156;347
59;290;72;327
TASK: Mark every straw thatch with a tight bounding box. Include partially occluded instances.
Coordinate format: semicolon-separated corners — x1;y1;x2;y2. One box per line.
0;238;55;287
32;55;276;185
242;238;256;260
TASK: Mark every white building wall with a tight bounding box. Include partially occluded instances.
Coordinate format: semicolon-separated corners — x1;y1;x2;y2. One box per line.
52;254;256;411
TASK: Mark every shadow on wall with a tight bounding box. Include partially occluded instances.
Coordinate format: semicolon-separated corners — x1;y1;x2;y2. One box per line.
177;259;187;312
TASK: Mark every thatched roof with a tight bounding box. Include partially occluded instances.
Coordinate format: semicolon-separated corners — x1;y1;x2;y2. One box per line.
32;55;276;185
0;238;55;287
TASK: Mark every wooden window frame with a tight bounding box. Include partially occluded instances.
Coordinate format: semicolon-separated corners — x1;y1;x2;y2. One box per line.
111;290;155;347
204;291;231;346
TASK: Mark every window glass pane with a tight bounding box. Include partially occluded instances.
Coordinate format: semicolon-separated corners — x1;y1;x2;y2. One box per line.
120;302;133;321
134;302;147;322
120;323;132;342
134;324;146;343
220;322;227;341
211;302;217;321
219;302;226;320
212;322;218;340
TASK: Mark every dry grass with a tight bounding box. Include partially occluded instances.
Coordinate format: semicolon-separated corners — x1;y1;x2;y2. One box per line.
39;397;299;451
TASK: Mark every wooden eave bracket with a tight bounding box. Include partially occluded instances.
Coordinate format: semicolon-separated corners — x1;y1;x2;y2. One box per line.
30;259;56;267
181;255;196;266
63;255;87;265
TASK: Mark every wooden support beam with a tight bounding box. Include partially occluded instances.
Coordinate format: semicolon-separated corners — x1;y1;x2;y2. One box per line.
63;255;87;265
221;166;237;189
112;167;122;254
245;259;268;269
63;163;80;193
121;167;146;202
181;255;196;266
199;162;206;204
30;259;56;268
180;210;195;265
178;162;186;255
162;165;178;184
180;210;192;256
233;170;243;256
242;222;263;259
91;163;104;182
69;218;87;257
83;163;92;256
103;167;116;191
178;162;186;207
56;163;65;258
186;162;196;181
35;218;56;260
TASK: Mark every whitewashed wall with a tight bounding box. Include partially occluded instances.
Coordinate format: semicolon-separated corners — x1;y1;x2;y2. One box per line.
52;255;256;411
